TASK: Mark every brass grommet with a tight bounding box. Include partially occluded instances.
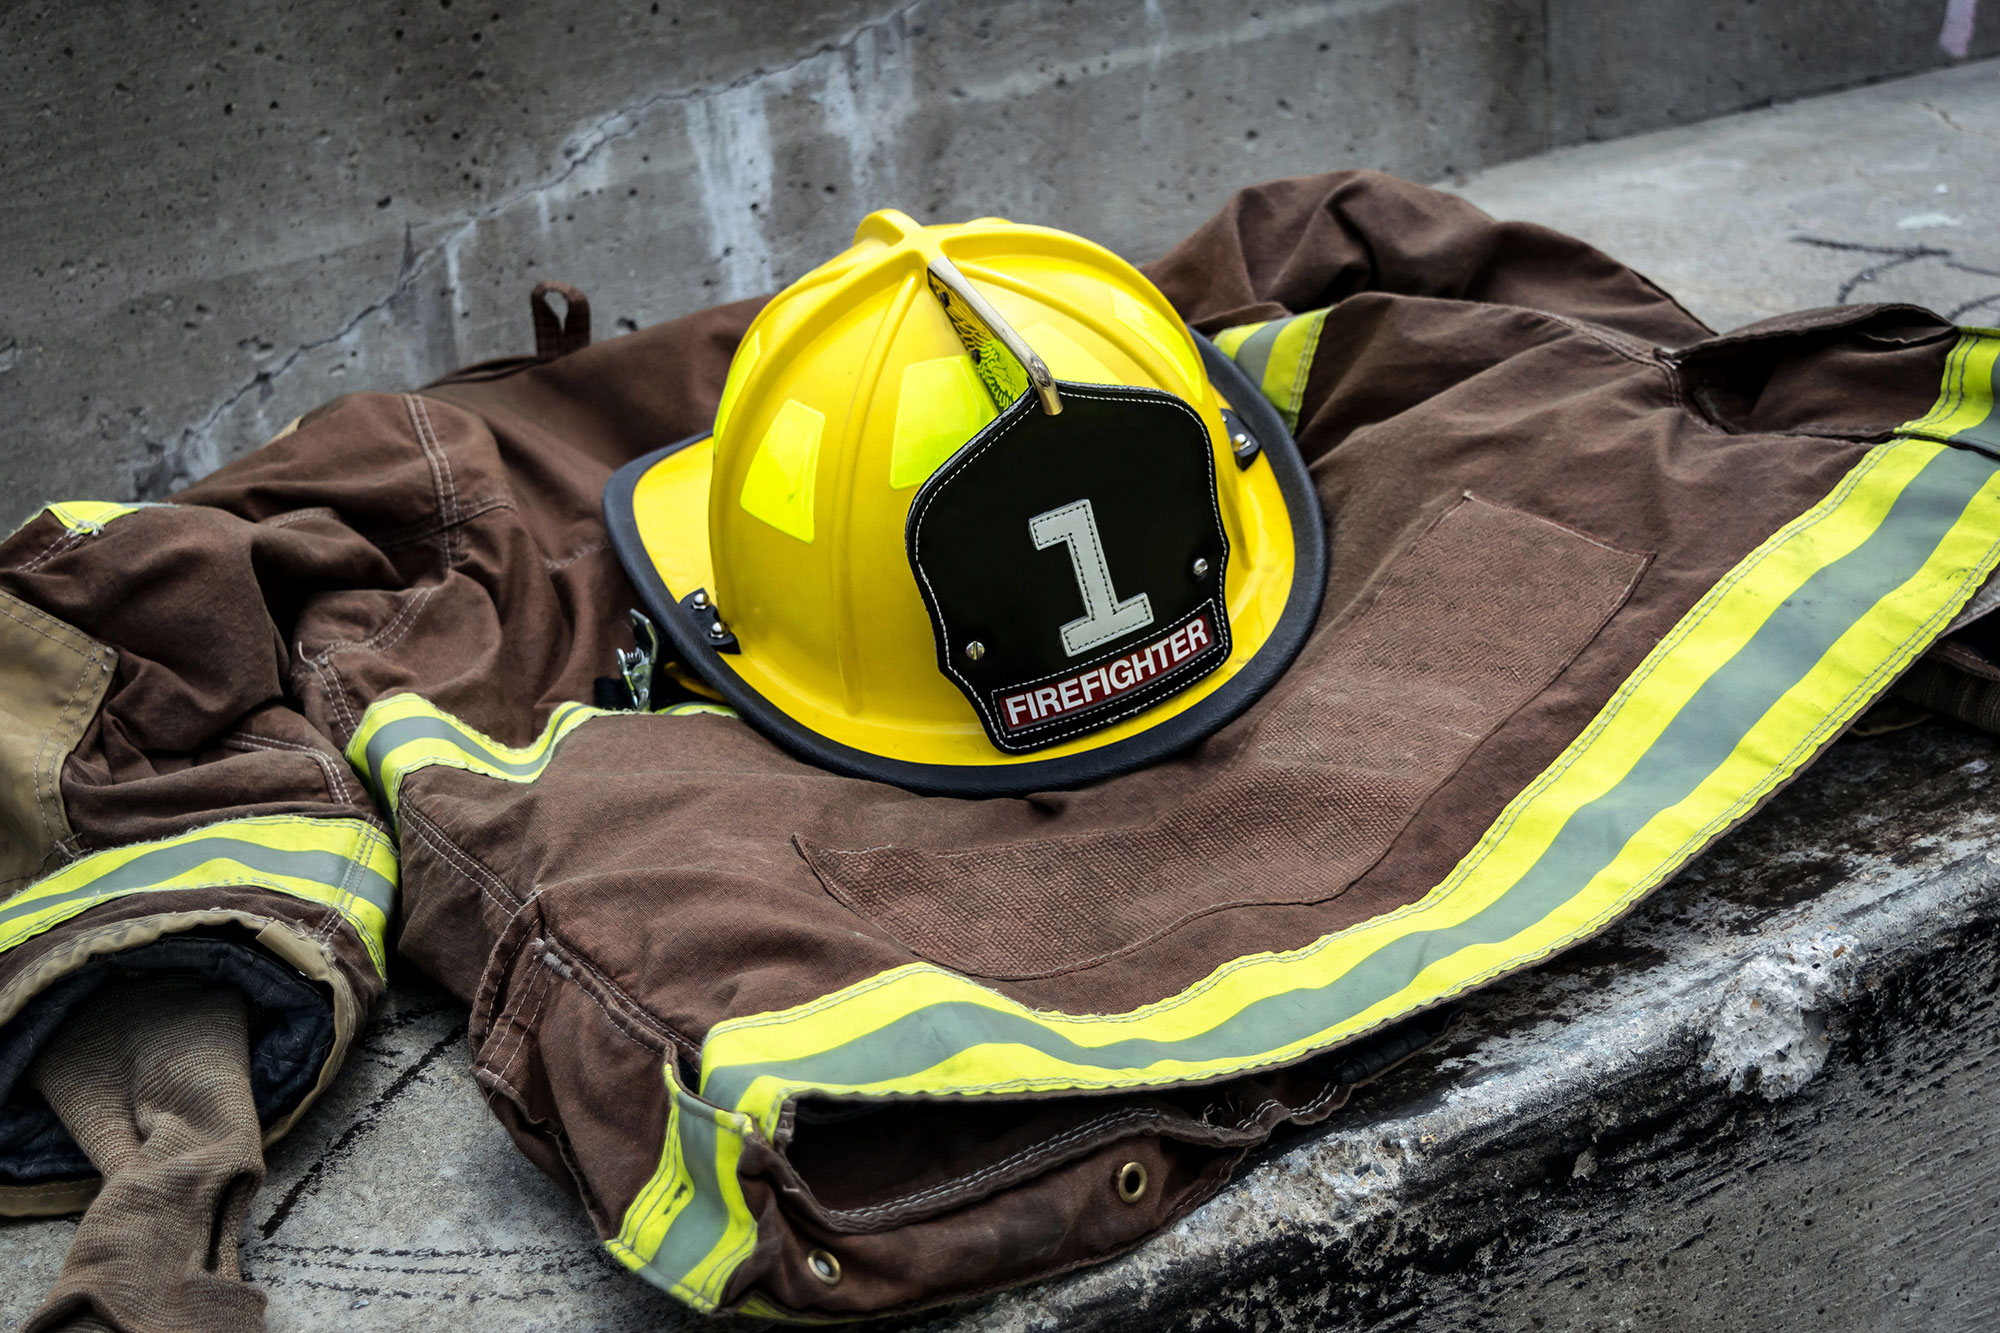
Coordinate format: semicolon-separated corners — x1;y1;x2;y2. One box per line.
806;1247;842;1286
1115;1160;1149;1204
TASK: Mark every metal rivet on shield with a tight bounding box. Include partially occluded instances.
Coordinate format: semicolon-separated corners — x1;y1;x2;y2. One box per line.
1191;557;1210;580
965;640;986;661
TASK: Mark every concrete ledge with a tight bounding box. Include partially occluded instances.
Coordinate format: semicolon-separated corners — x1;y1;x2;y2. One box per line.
5;47;2000;1333
935;722;2000;1331
4;2;1998;526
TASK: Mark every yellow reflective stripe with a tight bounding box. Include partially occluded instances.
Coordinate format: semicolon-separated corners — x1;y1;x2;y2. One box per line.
661;701;739;719
1257;309;1328;430
1210;320;1262;359
0;815;395;978
606;1064;759;1313
1211;309;1332;430
734;1296;848;1324
7;501;156;541
9;501;161;542
345;693;609;817
347;693;740;817
46;501;146;534
606;1077;698;1277
1897;326;2000;451
889;354;995;490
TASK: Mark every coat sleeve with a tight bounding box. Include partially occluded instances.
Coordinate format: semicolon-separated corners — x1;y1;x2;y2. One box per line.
1143;169;1713;348
0;475;399;1217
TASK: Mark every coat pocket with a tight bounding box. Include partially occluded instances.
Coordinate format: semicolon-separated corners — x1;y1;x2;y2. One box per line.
801;495;1650;980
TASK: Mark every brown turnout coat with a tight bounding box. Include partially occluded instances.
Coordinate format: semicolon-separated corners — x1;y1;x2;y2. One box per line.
3;172;1998;1319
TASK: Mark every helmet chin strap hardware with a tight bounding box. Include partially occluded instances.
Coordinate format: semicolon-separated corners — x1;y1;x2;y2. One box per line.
1221;408;1263;469
680;588;739;654
925;256;1063;416
614;608;662;711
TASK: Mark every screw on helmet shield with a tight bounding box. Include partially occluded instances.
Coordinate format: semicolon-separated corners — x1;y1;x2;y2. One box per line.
603;209;1325;796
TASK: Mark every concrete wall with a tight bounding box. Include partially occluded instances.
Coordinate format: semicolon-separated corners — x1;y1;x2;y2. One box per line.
2;0;1996;529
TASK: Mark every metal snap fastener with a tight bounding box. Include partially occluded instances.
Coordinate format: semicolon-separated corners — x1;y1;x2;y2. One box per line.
965;640;986;661
1115;1161;1148;1204
1191;557;1209;580
807;1247;842;1286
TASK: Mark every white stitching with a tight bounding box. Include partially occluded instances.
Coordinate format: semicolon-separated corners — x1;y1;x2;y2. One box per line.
358;584;438;655
475;927;540;1109
222;731;361;806
17;528;86;574
536;944;675;1061
401;807;520;917
260;506;342;530
544;541;609;573
540;936;700;1062
405;395;463;568
301;652;359;738
493;959;556;1090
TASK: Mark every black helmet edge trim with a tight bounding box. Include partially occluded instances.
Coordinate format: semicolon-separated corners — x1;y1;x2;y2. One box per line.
602;330;1329;798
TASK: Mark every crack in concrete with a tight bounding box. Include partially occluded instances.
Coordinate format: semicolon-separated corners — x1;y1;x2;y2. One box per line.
134;0;932;500
258;1022;467;1241
1924;101;1968;132
1790;234;2000;309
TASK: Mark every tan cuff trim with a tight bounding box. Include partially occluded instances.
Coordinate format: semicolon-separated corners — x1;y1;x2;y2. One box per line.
0;909;361;1218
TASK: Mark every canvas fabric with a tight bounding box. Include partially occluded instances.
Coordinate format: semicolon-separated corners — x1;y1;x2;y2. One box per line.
1;171;1997;1320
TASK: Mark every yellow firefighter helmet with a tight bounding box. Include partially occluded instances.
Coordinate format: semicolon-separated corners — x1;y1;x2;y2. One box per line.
605;209;1325;795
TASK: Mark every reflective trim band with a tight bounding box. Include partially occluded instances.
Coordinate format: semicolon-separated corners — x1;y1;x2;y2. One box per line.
346;694;609;817
1897;325;2000;453
616;361;2000;1306
1210;308;1330;430
9;501;154;541
347;693;741;818
605;1065;759;1314
661;702;739;719
0;815;396;978
46;502;147;534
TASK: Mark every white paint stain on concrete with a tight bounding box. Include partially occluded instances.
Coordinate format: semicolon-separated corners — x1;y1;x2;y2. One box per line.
686;84;778;300
1703;932;1859;1100
443;226;466;326
1940;0;1980;59
1896;211;1964;229
817;19;916;209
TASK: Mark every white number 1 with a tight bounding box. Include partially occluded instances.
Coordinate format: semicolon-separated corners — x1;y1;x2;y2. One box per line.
1029;498;1154;657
